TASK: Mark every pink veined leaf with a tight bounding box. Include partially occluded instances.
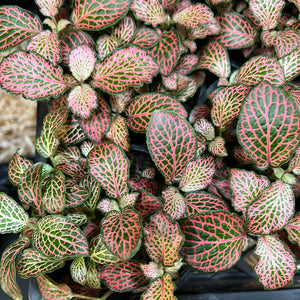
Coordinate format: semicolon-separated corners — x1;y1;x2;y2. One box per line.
189;104;210;123
130;0;166;26
66;213;88;227
112;16;135;47
99;262;149;292
179;156;215;192
33;215;89;258
162;186;186;220
55;145;82;162
162;0;178;9
149;29;181;76
130;177;159;195
215;178;232;199
161;72;180;91
147;110;197;184
96;35;118;61
208;136;228;157
285;212;300;244
49;94;68;112
0;237;30;300
246;180;294;235
262;30;300;59
194;118;215;141
0;51;66;100
243;7;262;29
101;208;142;260
249;0;285;30
185;191;228;217
92;46;159;93
180;211;248;272
187;20;221;40
64;179;89;208
233;145;252;164
279;47;300;84
97;198;120;214
134;190;162;217
132;28;160;49
109;89;133;114
125;92;188;132
141;274;176;299
197;40;230;78
230;169;269;213
88;141;129;199
80;174;101;211
237;82;300;169
27;30;60;65
142;168;156;179
215;12;257;49
0;6;42;51
174;54;199;75
71;0;130;31
35;0;64;18
288;146;300;175
70;257;87;286
254;235;296;289
206;0;232;5
172;4;215;29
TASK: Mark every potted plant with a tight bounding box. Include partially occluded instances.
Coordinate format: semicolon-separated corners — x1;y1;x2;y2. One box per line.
0;0;299;299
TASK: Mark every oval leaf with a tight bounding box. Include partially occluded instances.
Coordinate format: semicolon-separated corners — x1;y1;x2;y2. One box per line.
132;28;160;49
70;257;87;286
162;186;186;220
112;16;135;47
134;190;162;217
279;47;300;84
285;212;300;244
35;0;64;17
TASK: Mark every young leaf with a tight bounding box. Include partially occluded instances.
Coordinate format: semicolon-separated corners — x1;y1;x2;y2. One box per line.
65;180;89;208
33;215;89;258
88;141;129;199
96;35;118;60
247;180;294;235
101;208;142;260
194;118;215;141
285;213;300;244
0;6;42;51
132;28;160;49
288;146;300;175
180;211;248;272
134;190;162;217
80;174;101;212
162;186;186;220
112;16;135;47
71;0;130;30
174;54;198;75
70;257;87;286
35;0;64;18
208;137;228;157
56;162;86;183
237;82;300;169
279;47;300;84
141;262;164;280
254;235;296;289
92;46;159;93
147;110;197;184
125;92;188;132
0;237;30;300
0;51;66;100
66;213;87;226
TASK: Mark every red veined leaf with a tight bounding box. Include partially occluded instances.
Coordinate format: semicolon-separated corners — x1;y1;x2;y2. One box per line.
254;235;296;289
234;56;284;86
211;85;251;131
144;210;183;265
66;213;88;226
147;110;197;184
71;0;130;31
279;47;300;84
119;192;139;209
92;46;159;93
262;30;300;59
172;4;215;29
130;177;159;195
174;54;198;75
33;215;89;258
8;150;33;186
237;82;300;169
80;174;101;212
197;40;230;78
99;261;149;292
96;35;118;60
249;0;285;30
16;249;64;279
179;156;215;192
56;160;86;183
125;92;187;132
185;191;228;217
162;186;186;220
132;28;160;49
194;118;215;141
88;141;129;198
0;192;29;234
109;89;133;114
0;6;42;51
55;145;82;162
112;16;135;47
149;29;180;76
247;180;294;235
285;212;300;244
0;237;30;300
208;137;228;157
215;178;232;199
65;179;89;208
70;257;87;286
141;274;176;299
288;146;300;175
162;0;178;9
215;12;257;49
180;211;248;272
134;190;162;217
233;145;252;164
131;0;166;26
0;51;66;100
101;208;142;260
27;30;60;65
189;104;210;123
35;0;64;18
230;169;270;213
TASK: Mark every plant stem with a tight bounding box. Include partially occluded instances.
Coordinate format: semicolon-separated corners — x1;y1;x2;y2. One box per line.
73;290;113;300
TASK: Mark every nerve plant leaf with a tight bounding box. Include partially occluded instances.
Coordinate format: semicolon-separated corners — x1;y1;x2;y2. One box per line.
288;146;300;175
132;28;160;49
134;190;162;217
92;46;159;93
0;237;30;300
237;82;300;169
112;16;135;47
180;211;248;272
162;186;186;220
33;215;89;258
279;47;300;83
0;51;66;100
254;235;296;289
35;0;64;18
147;110;197;184
71;0;130;31
0;6;42;51
88;141;129;198
285;213;300;245
70;257;87;286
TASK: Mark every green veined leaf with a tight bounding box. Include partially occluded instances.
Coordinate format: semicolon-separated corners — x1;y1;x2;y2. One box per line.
65;179;89;208
162;186;186;220
96;34;118;60
70;257;87;286
0;6;42;51
112;16;135;47
92;46;159;93
80;174;101;212
254;235;296;289
71;0;131;31
180;211;248;272
86;262;101;289
246;180;294;235
279;47;300;84
194;118;215;141
0;237;30;300
147;110;197;184
237;82;300;169
33;215;89;258
0;51;66;100
132;28;160;49
66;213;88;226
35;0;64;18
